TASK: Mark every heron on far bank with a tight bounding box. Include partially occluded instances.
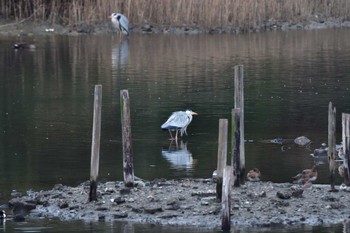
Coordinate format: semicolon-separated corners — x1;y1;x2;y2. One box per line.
110;12;129;36
161;110;198;141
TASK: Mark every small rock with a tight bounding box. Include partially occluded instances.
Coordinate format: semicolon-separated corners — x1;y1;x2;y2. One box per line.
104;187;115;193
291;186;304;198
191;190;216;197
271;199;290;207
53;184;64;191
166;198;178;205
131;207;143;213
98;214;105;221
111;196;125;204
144;206;162;214
113;211;128;218
13;215;25;222
69;205;79;210
9;198;37;216
142;24;153;32
58;201;69;209
200;201;209;206
158;213;179;219
330;203;345;209
166;202;180;210
119;188;131;195
95;207;108;211
321;196;338;202
276;191;291;199
135;180;146;187
11;190;22;198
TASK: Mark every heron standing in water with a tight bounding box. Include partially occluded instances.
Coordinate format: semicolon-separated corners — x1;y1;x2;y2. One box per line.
110;13;129;37
161;110;198;141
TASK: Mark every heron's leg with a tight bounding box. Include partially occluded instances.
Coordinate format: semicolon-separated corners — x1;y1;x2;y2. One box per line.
174;138;179;148
175;130;179;141
168;130;174;140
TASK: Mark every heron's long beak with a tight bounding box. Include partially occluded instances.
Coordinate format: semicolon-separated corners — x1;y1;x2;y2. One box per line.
191;112;198;115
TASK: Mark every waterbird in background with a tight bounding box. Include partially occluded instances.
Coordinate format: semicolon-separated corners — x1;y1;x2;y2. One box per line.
110;13;129;36
13;43;36;50
247;168;261;182
161;110;198;141
292;165;318;185
0;210;6;219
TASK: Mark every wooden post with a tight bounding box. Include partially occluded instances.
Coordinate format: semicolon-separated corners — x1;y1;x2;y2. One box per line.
234;65;245;184
89;85;102;202
328;102;337;191
120;90;135;187
232;108;241;187
221;165;232;231
216;119;228;201
342;113;350;185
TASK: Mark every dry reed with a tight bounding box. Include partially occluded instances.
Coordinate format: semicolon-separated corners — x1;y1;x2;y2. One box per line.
1;0;350;29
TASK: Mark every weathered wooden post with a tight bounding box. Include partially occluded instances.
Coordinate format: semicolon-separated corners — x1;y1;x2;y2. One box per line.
234;65;245;184
232;108;241;186
328;102;337;191
342;113;350;185
89;84;102;202
120;90;135;187
221;165;233;230
216;119;228;201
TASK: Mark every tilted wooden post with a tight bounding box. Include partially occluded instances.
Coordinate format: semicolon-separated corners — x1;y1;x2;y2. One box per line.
342;113;350;186
328;102;337;191
232;108;241;186
234;65;245;184
89;85;102;202
216;119;228;201
221;165;233;231
120;90;135;187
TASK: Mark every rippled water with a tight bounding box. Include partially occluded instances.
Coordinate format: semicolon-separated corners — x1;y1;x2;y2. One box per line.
1;29;350;232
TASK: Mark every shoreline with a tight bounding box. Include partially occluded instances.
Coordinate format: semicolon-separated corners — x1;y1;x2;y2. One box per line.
6;178;350;229
0;17;350;36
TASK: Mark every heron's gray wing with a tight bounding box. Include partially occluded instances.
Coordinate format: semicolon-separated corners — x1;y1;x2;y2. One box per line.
161;111;190;130
119;16;129;34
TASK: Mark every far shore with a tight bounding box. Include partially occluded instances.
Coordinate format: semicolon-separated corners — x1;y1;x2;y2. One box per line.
1;17;350;37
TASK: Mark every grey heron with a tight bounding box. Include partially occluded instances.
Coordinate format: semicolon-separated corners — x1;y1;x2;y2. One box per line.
161;110;198;141
110;13;129;36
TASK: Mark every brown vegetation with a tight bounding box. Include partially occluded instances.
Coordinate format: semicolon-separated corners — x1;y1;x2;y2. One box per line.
1;0;350;29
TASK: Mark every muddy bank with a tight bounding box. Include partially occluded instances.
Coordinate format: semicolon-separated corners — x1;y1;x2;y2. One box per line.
1;16;350;36
5;178;350;229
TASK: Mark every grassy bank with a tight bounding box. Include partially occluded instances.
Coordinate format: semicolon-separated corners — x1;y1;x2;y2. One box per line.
1;0;350;30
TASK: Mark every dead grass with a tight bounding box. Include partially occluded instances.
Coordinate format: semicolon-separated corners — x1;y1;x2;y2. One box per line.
1;0;350;28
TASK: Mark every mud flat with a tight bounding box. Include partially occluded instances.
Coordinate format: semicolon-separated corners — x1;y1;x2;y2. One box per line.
6;178;350;229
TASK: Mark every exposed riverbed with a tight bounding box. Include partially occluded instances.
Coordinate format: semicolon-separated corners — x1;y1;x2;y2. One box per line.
6;178;350;229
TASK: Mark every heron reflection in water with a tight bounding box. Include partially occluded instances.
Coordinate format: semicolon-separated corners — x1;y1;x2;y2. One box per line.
161;110;198;141
112;39;129;70
161;141;197;170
